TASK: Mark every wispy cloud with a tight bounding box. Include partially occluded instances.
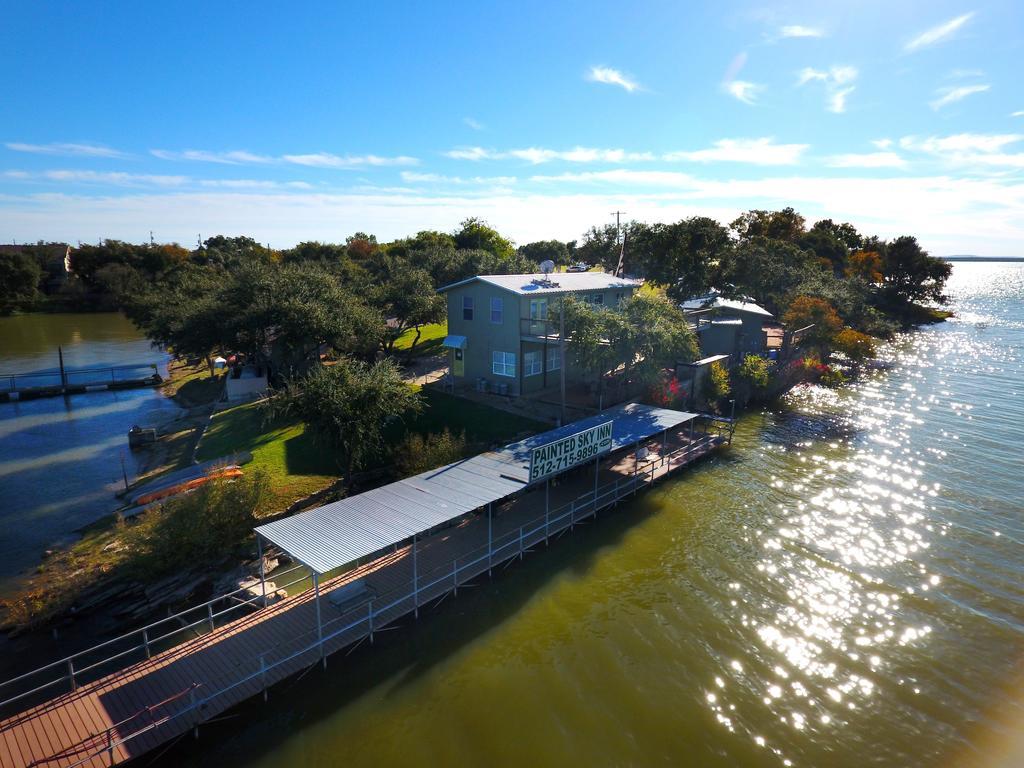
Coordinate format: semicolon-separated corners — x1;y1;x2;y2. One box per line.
1013;111;1024;118
586;66;641;92
443;146;654;164
281;153;419;168
529;170;698;187
899;132;1024;170
463;117;484;131
724;80;763;105
930;84;989;110
401;171;516;185
2;168;315;190
797;66;858;113
779;25;825;39
5;142;128;159
664;138;808;165
826;152;907;169
872;139;894;149
151;149;274;164
905;12;975;52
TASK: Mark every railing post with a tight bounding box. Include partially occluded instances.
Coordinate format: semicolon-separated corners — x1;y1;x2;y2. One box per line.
260;653;268;702
544;478;550;545
143;628;151;659
487;502;493;576
368;599;375;644
67;659;76;692
257;534;268;609
519;526;524;560
313;572;325;669
106;726;114;765
207;603;215;633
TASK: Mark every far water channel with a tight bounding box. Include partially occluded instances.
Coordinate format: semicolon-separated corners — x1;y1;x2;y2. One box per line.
0;313;176;589
157;262;1023;768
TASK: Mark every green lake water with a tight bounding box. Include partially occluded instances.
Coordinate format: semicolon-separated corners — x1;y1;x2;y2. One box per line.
0;313;176;588
153;262;1024;767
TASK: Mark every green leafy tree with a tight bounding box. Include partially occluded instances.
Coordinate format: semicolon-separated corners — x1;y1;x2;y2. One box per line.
375;264;446;353
272;358;422;487
453;217;515;260
0;250;42;313
703;360;731;409
730;207;806;244
518;240;570;267
881;236;952;305
716;237;820;314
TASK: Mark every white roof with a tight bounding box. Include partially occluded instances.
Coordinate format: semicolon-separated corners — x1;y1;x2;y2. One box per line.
439;272;643;296
680;293;773;318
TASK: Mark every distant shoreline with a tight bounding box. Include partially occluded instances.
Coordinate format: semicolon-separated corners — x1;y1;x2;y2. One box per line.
942;257;1024;262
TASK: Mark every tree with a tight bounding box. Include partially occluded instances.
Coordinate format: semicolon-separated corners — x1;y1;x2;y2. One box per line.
716;237;820;314
730;207;806;243
881;236;951;305
518;240;570;266
0;250;42;313
272;358;422;487
782;296;843;348
376;265;446;353
634;217;731;299
193;235;277;268
575;220;649;274
703;360;731;409
453;218;515;260
846;250;884;284
737;354;770;389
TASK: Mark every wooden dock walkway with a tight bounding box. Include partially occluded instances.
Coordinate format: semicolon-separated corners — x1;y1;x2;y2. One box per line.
0;426;724;768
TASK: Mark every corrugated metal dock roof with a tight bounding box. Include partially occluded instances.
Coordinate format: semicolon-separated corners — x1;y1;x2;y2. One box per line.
255;402;698;574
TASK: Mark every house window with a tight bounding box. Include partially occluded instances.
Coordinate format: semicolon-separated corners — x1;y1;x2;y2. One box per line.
547;346;561;371
529;298;548;319
490;297;503;324
524;350;542;376
463;296;474;320
615;292;625;306
591;293;604;305
581;292;604;306
492;350;516;377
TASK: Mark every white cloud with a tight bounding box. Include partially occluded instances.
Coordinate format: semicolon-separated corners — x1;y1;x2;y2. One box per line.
664;138;808;165
586;66;641;92
797;65;858;113
930;84;989;110
401;171;516;185
282;153;418;168
779;25;825;38
900;133;1022;154
872;139;894;149
5;142;128;159
42;170;189;187
151;149;274;164
463;117;484;130
905;12;975;52
899;132;1024;170
529;170;699;187
443;146;654;164
826;152;907;169
5;173;1023;256
724;80;763;105
1012;111;1024;117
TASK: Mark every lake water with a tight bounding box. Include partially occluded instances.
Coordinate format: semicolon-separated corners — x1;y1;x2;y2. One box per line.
154;261;1023;767
0;313;176;588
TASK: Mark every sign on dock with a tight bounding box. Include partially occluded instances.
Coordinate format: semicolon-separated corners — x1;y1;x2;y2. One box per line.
529;420;613;483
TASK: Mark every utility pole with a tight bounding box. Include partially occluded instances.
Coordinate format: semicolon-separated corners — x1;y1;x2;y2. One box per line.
610;210;626;276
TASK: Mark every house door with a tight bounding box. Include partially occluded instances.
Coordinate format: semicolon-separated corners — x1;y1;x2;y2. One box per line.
453;348;464;377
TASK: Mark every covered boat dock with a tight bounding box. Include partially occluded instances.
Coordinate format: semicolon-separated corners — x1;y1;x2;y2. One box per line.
0;403;730;768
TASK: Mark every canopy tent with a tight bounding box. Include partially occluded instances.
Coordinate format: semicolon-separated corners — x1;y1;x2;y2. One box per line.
255;402;698;574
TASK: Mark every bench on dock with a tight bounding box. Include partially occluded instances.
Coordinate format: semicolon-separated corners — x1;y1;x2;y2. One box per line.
328;578;375;612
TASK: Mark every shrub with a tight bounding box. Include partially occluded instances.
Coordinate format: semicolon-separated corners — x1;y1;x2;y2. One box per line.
121;470;269;576
393;428;468;477
819;365;847;387
832;328;877;365
737;354;770;390
702;360;731;408
647;374;687;408
782;296;843;348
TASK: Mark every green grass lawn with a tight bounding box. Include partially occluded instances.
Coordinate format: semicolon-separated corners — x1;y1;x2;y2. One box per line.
393;321;447;356
196;388;545;515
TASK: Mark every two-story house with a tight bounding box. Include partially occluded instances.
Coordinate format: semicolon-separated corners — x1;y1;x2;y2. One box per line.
439;272;643;397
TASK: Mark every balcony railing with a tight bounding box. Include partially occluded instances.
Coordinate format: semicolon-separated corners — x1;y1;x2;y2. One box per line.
519;317;560;338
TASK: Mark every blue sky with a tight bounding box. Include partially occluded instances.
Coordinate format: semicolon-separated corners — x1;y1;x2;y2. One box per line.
2;1;1022;254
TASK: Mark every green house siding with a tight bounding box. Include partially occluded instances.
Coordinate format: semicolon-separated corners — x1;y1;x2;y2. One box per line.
444;279;638;396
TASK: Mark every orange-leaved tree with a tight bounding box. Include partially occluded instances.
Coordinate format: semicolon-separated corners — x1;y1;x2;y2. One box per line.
846;250;884;284
782;296;843;348
832;328;877;365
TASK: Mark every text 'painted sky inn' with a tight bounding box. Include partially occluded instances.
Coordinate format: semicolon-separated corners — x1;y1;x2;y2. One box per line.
529;421;613;482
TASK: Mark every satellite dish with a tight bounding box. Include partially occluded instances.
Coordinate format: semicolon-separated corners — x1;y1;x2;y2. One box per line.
540;260;555;275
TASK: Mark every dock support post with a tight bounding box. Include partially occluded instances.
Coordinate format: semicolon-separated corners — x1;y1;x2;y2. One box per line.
260;654;268;702
544;478;550;544
143;628;151;659
519;526;524;560
257;534;268;609
67;659;76;693
593;455;600;516
633;440;640;495
689;419;695;449
207;603;215;634
413;534;419;619
487;503;493;576
313;572;325;669
369;599;375;643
